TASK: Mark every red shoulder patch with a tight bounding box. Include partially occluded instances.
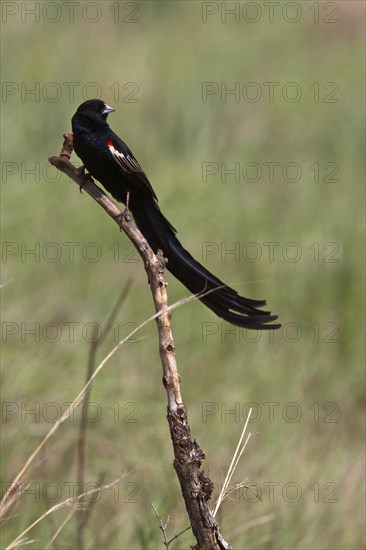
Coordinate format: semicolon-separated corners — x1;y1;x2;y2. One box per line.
107;140;113;147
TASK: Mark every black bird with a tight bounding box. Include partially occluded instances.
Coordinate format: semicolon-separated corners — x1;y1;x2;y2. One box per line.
72;99;280;330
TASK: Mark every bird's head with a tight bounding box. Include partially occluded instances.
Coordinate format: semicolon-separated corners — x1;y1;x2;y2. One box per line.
72;99;115;129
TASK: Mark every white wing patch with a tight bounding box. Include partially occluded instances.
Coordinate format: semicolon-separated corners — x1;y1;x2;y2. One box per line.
108;142;141;173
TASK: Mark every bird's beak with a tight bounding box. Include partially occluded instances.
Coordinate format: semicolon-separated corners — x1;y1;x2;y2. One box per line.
102;103;116;115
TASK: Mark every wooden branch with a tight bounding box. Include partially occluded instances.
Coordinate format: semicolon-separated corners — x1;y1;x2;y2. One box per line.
49;135;231;549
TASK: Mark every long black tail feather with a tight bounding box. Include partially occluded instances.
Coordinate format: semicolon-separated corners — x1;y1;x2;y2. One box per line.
131;199;280;330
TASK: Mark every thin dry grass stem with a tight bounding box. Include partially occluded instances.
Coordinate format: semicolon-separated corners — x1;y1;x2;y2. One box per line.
76;280;133;549
45;505;77;550
151;504;191;549
0;289;209;521
223;479;249;501
76;472;106;550
5;479;121;550
5;540;35;549
212;408;253;517
39;449;60;549
0;279;14;289
229;513;275;538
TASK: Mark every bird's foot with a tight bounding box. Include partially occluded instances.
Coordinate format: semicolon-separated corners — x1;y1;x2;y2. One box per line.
122;209;132;222
116;194;132;229
76;165;86;193
115;210;132;231
122;191;131;221
117;208;132;224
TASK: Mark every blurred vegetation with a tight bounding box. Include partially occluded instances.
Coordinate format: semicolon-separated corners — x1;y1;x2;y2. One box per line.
1;1;364;549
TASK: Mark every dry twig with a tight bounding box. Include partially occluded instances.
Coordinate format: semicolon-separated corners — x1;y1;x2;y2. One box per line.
151;503;191;549
49;134;230;548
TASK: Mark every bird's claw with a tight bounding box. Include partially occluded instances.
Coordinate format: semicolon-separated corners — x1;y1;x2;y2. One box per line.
120;191;131;223
77;166;86;193
123;209;132;222
115;208;132;231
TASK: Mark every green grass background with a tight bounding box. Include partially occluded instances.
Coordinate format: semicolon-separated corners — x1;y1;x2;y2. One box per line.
1;1;364;548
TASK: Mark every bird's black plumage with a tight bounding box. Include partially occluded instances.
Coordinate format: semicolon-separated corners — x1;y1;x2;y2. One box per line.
72;99;280;330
